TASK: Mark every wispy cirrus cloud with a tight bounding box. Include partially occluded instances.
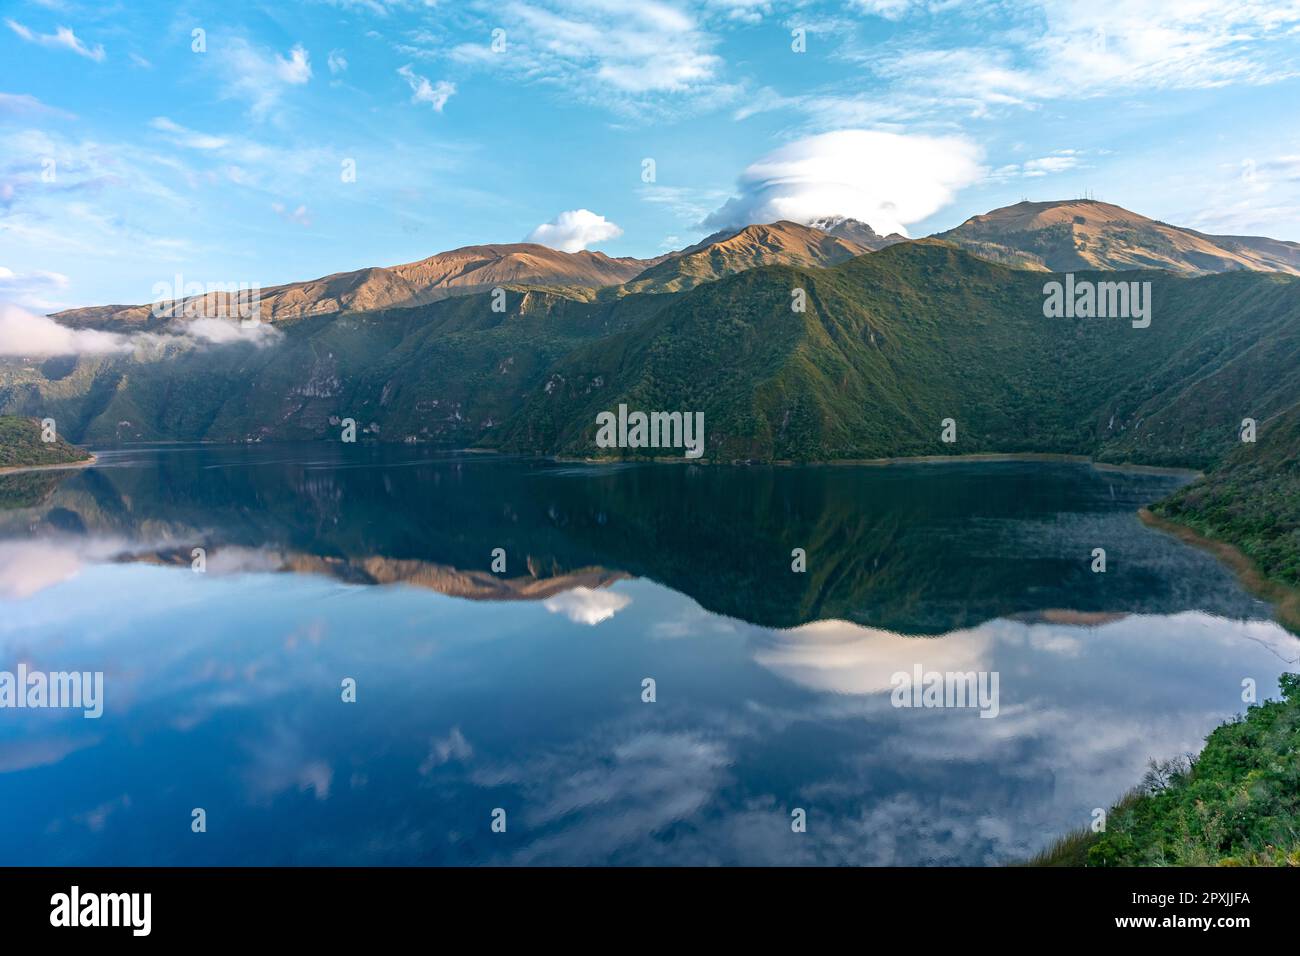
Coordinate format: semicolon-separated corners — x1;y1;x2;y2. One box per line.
417;0;741;116
0;92;75;120
0;266;71;312
986;149;1088;183
148;117;228;151
5;19;105;62
216;39;313;119
839;0;1300;120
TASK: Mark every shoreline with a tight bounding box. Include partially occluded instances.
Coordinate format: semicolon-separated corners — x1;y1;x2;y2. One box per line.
85;440;1205;479
1138;507;1300;632
547;449;1202;477
0;453;98;477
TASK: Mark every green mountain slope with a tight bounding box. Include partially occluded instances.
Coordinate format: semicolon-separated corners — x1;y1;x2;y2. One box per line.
1153;403;1300;586
4;242;1299;475
0;415;93;469
0;286;680;445
495;241;1300;465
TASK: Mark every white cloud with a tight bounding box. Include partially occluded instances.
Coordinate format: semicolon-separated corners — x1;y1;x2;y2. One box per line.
220;39;313;119
5;19;105;62
0;539;92;599
753;618;993;696
181;318;282;347
638;183;732;226
986;150;1085;183
851;0;919;19
704;130;984;236
271;201;313;227
526;209;624;253
0;302;282;357
852;1;1300;120
0;302;129;356
543;586;632;625
0;92;73;119
277;45;313;84
429;1;734;116
149;117;228;150
396;64;455;110
505;1;720;94
0;266;71;311
419;727;473;774
327;49;349;74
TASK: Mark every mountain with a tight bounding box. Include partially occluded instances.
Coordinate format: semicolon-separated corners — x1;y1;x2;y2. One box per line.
8;240;1300;467
619;220;875;293
2;285;682;445
936;199;1300;276
809;215;907;249
43;200;1300;334
50;244;663;331
496;241;1300;466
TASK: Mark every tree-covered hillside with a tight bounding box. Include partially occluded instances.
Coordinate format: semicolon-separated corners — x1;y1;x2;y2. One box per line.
498;242;1300;466
3;242;1298;473
0;415;93;470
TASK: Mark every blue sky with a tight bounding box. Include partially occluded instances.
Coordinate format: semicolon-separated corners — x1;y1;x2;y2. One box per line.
2;0;1300;310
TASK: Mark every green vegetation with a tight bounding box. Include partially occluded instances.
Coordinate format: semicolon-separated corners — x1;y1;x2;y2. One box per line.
1153;405;1300;588
0;286;678;445
497;242;1300;466
4;243;1298;470
1034;674;1300;866
0;415;92;470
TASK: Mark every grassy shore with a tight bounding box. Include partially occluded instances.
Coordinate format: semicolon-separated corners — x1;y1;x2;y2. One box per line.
1031;673;1300;866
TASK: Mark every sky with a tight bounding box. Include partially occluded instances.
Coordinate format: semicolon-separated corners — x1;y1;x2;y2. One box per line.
2;0;1300;311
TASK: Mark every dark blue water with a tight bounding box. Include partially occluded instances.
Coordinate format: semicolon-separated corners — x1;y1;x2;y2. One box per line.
0;445;1295;864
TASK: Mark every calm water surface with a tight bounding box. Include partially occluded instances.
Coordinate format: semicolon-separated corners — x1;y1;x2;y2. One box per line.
0;444;1295;865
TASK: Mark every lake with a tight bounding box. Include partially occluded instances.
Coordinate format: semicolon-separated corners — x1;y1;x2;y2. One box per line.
0;444;1296;865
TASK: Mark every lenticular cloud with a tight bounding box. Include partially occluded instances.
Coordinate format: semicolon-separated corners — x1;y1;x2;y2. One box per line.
704;130;984;237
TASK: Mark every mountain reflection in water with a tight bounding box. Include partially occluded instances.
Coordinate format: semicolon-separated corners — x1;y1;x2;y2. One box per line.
0;444;1295;865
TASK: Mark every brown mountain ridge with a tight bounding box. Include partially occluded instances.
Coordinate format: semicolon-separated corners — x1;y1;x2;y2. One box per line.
44;199;1300;331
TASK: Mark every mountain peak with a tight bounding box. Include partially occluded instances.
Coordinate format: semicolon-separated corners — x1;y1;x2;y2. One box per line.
621;220;877;294
807;215;908;248
938;198;1300;275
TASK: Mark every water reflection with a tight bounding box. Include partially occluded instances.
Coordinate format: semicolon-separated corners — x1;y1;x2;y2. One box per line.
0;445;1295;866
0;443;1276;632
